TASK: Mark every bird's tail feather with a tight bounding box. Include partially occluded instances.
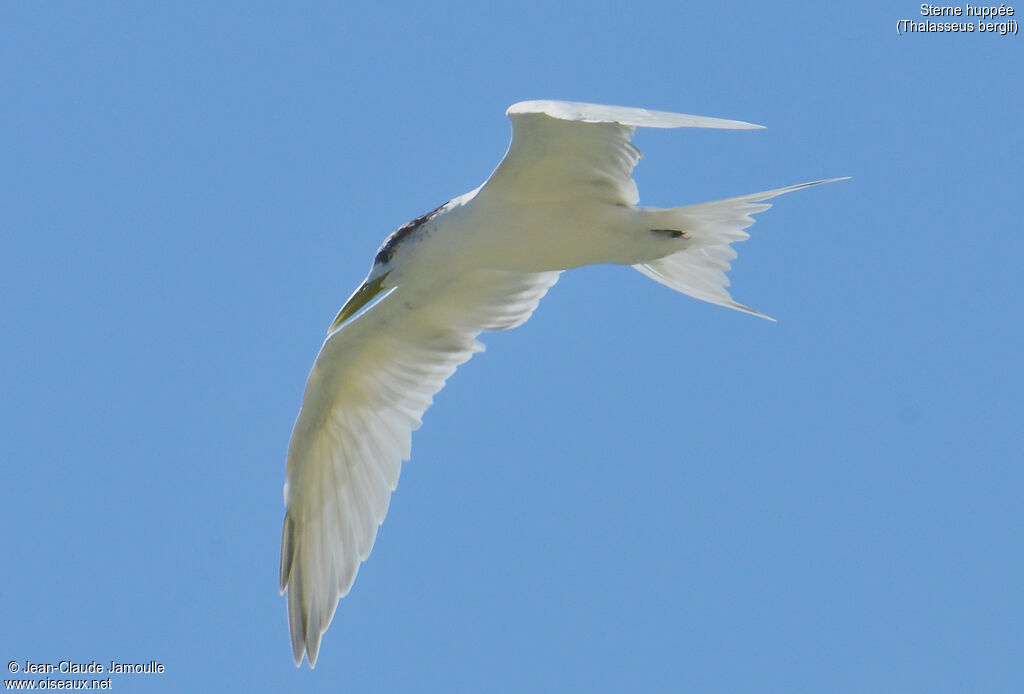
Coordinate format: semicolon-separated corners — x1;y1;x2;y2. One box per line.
633;178;847;320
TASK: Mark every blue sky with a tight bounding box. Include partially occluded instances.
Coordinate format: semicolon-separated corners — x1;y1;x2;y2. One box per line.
2;1;1021;692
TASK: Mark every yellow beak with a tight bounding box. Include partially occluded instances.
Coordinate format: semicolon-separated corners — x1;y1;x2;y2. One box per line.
328;273;389;332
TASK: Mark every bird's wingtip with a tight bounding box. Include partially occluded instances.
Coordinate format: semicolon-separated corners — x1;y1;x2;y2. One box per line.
506;100;766;131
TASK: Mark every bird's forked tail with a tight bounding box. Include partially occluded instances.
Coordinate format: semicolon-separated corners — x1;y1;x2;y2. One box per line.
633;178;848;320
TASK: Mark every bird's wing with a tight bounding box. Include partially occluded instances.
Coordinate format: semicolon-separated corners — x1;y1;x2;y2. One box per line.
476;100;763;207
281;268;561;666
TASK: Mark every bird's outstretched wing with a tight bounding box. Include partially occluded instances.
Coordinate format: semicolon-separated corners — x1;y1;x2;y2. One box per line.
281;268;560;666
477;100;763;207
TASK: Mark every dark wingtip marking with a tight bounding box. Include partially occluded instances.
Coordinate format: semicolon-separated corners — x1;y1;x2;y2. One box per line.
280;513;295;593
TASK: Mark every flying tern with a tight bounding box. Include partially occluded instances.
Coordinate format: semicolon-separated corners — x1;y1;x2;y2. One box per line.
280;99;845;666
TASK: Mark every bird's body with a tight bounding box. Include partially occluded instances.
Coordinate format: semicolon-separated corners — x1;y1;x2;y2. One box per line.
280;100;844;667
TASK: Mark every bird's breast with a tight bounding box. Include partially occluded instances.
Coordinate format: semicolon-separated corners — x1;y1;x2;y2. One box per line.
451;197;653;272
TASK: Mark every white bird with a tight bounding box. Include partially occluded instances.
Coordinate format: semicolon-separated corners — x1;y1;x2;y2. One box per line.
280;100;844;666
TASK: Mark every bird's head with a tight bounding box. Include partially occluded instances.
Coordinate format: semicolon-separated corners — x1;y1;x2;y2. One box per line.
327;204;444;332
